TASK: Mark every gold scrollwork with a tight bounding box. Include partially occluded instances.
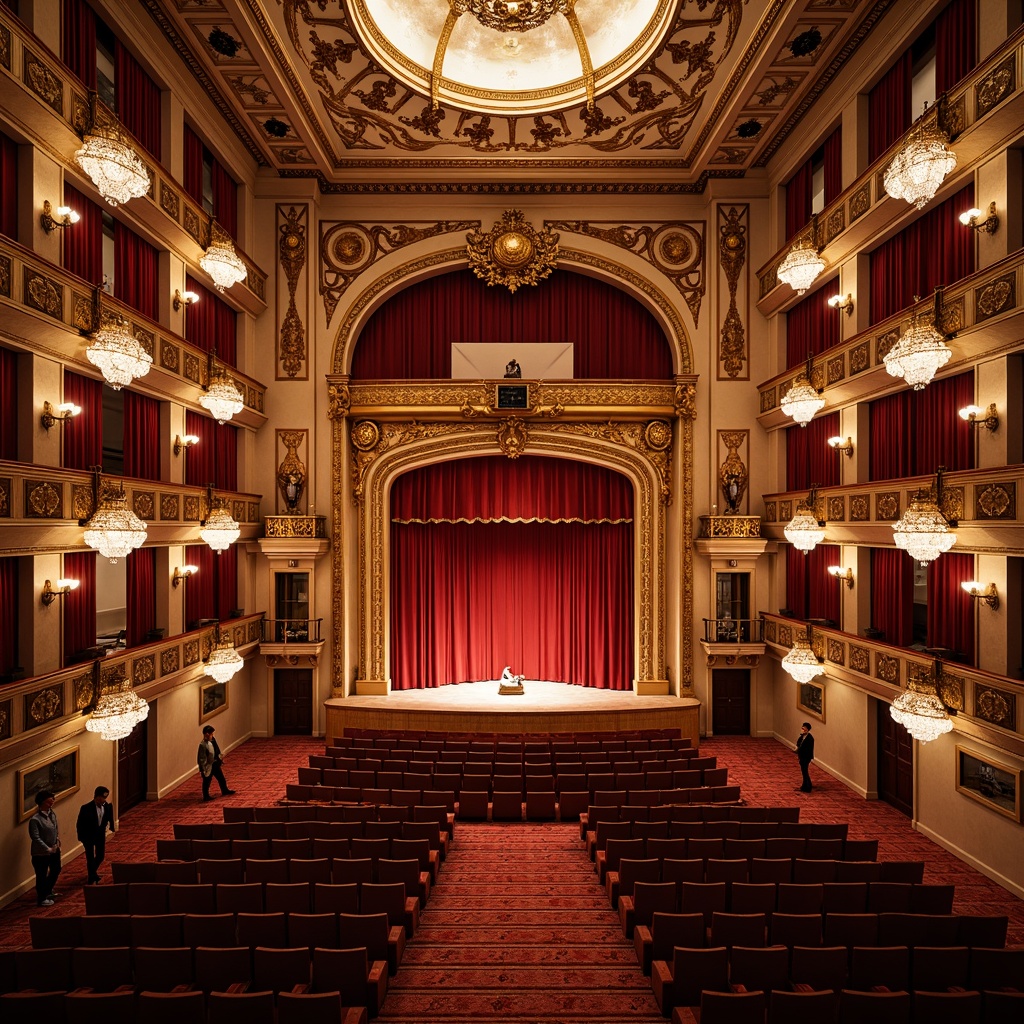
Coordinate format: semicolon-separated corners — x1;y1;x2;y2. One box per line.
974;686;1014;729
160;494;180;520
976;483;1014;519
826;639;845;665
74;674;94;710
0;254;10;297
466;210;559;293
278;205;307;378
328;382;352;421
876;654;899;684
975;277;1015;321
496;417;529;458
133;657;155;685
184;640;200;666
674;383;697;420
26;481;61;518
875;492;899;521
850;646;870;673
161;649;180;675
850;495;869;521
24;270;62;320
28;686;62;724
718;206;747;378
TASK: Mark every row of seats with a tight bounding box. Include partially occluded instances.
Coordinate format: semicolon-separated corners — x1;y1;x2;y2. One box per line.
580;806;805;836
331;728;691;751
312;747;710;769
219;804;453;835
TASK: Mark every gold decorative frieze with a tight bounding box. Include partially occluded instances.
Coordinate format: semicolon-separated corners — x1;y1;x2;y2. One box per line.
875;492;899;521
827;496;845;522
25;685;63;728
974;685;1015;730
850;645;870;674
778;624;793;647
496;417;529;459
707;653;761;667
232;500;246;523
976;482;1015;519
0;254;10;296
976;56;1015;117
779;500;792;521
675;383;697;421
849;183;871;222
697;515;762;539
24;268;62;320
717;206;747;378
24;50;62;113
0;699;10;741
183;352;201;384
161;649;179;675
975;275;1015;322
0;477;9;517
183;496;203;521
876;654;899;684
132;656;155;686
937;671;965;712
160;340;179;372
233;625;245;648
26;480;62;518
764;502;776;522
466;210;559;294
826;639;845;666
184;640;200;666
247;501;260;522
160;494;180;520
248;620;261;643
876;329;899;363
277;205;308;379
760;386;776;413
264;515;328;539
764;620;777;644
824;206;845;244
826;356;845;385
940;486;964;524
0;23;10;71
159;181;180;220
133;492;155;520
73;672;94;710
849;342;869;375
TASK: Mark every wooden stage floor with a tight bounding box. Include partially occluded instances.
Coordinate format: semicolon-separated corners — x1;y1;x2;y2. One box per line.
325;679;700;747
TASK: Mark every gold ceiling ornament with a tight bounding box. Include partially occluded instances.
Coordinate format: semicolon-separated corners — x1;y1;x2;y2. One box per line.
466;210;559;293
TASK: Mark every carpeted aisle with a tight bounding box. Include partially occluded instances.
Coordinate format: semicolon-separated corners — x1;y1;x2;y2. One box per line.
381;821;663;1023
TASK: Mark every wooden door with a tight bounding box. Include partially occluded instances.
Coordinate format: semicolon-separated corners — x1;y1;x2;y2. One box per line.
275;669;313;735
117;718;147;812
712;669;750;734
877;700;913;816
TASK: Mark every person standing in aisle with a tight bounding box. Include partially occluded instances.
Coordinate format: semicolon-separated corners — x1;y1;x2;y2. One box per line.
796;722;815;793
76;785;115;884
198;725;235;801
28;789;62;906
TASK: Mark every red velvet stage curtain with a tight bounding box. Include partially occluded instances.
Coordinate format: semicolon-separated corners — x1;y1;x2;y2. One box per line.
125;546;155;648
184;544;215;628
824;126;843;205
352;269;673;380
62;369;103;470
926;550;975;664
184;411;237;491
869;51;912;162
62;550;97;663
785;544;808;620
62;184;103;285
935;0;977;93
0;345;16;460
869;371;974;480
786;412;840;491
785;544;840;625
871;547;913;647
869;184;974;324
114;41;160;160
0;129;17;239
183;125;204;208
123;391;160;480
114;223;159;320
212;161;237;241
785;158;813;242
0;558;18;676
185;275;237;365
61;0;97;90
786;288;839;367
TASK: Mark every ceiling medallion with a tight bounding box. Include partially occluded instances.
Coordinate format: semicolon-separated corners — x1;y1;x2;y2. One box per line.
464;1;562;33
466;210;559;293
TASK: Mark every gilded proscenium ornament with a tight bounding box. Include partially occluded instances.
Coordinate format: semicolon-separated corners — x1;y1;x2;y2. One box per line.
277;430;307;513
674;382;697;421
718;206;747;378
698;515;761;539
496;417;529;458
278;206;307;378
718;430;748;513
328;381;351;421
466;211;559;293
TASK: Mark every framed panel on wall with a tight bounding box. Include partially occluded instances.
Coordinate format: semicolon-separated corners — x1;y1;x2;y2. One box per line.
955;745;1021;822
797;680;825;722
17;746;80;823
200;680;229;724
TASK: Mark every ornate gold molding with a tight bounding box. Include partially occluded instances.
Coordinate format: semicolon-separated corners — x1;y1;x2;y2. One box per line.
466;210;559;293
718;206;748;379
277;205;307;379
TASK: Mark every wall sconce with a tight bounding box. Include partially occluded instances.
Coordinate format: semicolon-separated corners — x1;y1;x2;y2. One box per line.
40;200;80;233
958;201;999;234
174;434;199;456
172;565;199;588
958;403;998;432
827;436;854;457
961;581;999;609
828;566;855;589
173;289;200;311
828;293;854;316
42;578;80;605
41;401;82;431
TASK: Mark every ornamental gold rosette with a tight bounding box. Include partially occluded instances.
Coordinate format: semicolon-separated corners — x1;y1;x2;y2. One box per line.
466;210;559;293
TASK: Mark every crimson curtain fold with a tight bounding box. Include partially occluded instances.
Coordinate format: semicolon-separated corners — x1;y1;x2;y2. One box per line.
62;551;97;663
184;411;237;491
114;223;159;321
0;345;16;460
184;543;237;626
211;160;238;240
185;275;237;366
61;0;97;90
926;550;975;664
786;413;840;492
786;288;839;367
0;558;18;675
823;126;843;205
785;544;808;620
126;546;156;648
62;184;104;286
785;544;840;625
114;41;161;160
935;0;978;94
785;158;813;242
62;370;103;471
871;548;913;647
183;125;205;208
123;391;160;480
352;269;673;380
0;128;17;239
869;51;912;163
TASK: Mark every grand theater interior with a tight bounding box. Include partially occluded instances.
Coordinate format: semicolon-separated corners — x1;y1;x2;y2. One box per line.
1;0;1023;927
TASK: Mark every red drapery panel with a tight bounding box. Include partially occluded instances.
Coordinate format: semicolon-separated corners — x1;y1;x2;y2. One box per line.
392;456;632;523
63;551;97;663
185;544;215;628
824;126;843;205
352;270;673;380
869;184;974;324
62;370;103;470
935;0;977;93
871;547;913;647
0;345;16;461
212;161;237;241
807;544;841;626
785;544;808;620
61;0;97;90
123;391;160;481
114;41;160;160
869;51;912;162
62;184;104;286
114;223;159;320
926;550;975;664
0;129;17;239
786;288;839;367
0;558;18;676
390;521;633;690
184;411;237;491
125;546;156;648
786;412;840;491
214;544;238;622
785;158;813;242
183;125;204;208
185;275;237;366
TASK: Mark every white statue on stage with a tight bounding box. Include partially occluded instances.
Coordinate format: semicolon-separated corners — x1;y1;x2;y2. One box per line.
499;665;525;695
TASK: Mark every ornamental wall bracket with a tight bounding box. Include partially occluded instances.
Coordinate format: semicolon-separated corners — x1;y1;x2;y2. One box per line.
466;210;559;293
496;417;529;458
674;382;697;420
328;382;351;420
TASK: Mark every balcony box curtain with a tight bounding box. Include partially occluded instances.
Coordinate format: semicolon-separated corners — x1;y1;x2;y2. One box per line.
785;158;813;242
0;345;16;460
62;550;97;664
352;269;673;380
926;551;975;664
785;544;808;620
61;0;97;90
184;275;237;366
807;544;841;626
123;391;160;481
184;411;237;491
0;558;18;676
114;41;161;160
935;0;977;94
212;160;238;241
870;547;913;647
214;544;238;622
125;546;155;648
62;369;103;470
869;184;975;324
869;51;912;163
0;129;17;239
390;456;633;690
786;288;838;367
823;125;843;205
114;223;159;321
786;412;840;491
62;184;104;286
183;126;205;208
184;544;215;629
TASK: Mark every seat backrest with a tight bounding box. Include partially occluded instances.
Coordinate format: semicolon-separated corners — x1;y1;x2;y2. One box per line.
253;946;312;993
311;946;369;1001
849;945;910;991
790;944;849;992
134;945;194;992
360;882;407;927
206;989;275;1024
710;912;767;950
672;945;729;1007
650;912;705;962
338;912;390;963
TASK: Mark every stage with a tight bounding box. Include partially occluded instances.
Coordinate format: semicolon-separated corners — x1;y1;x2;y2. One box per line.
325;679;701;748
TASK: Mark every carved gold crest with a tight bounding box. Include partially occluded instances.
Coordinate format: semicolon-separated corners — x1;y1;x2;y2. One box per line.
466;210;558;293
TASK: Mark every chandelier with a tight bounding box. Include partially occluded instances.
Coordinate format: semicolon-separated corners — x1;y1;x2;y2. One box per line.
785;492;825;554
883;308;951;390
74;97;150;207
86;309;153;390
82;476;148;563
200;221;247;292
86;677;150;742
782;632;824;683
883;111;957;210
200;364;245;424
205;631;244;683
201;502;240;553
781;367;824;426
893;477;956;566
890;668;952;743
777;221;825;295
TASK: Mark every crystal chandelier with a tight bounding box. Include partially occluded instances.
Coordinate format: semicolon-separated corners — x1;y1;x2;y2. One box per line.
883;311;951;390
82;477;148;563
86;309;153;390
205;632;244;683
782;632;824;683
883;114;957;210
785;493;825;554
200;221;247;292
86;677;150;742
74;99;150;208
201;502;240;553
890;669;952;743
893;481;956;566
781;371;825;426
199;365;245;424
777;236;825;294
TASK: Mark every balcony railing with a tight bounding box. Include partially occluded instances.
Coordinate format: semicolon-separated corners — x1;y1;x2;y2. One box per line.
702;618;765;644
260;619;324;644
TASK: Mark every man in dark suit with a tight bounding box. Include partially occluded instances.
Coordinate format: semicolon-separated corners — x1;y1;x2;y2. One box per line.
76;786;115;884
796;722;815;793
197;725;236;801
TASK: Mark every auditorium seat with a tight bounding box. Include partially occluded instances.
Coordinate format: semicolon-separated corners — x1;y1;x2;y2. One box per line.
653;944;729;1014
206;990;275;1024
837;989;910;1024
728;944;789;995
287;912;338;951
134;945;194;992
790;944;849;992
765;989;838;1024
848;945;910;991
673;989;765;1024
183;913;237;949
